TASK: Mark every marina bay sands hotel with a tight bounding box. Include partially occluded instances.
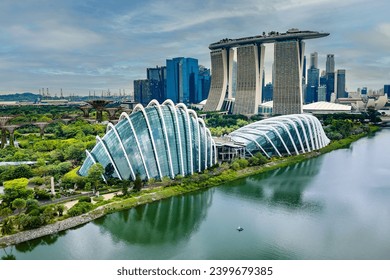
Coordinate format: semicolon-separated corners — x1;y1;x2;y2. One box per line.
203;29;329;115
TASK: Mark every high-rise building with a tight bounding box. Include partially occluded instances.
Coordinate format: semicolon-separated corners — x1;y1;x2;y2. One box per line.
166;57;199;104
262;82;273;102
305;52;319;104
233;44;265;115
361;87;368;95
134;79;151;105
317;85;327;101
336;69;347;98
273;40;305;114
325;54;336;102
302;56;307;85
326;54;335;74
306;68;319;103
320;71;327;86
204;29;329;114
310;52;318;69
147;66;166;103
198;66;211;101
326;72;335;101
384;85;390;96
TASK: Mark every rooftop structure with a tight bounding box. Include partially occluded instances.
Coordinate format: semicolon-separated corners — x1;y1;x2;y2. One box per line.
258;101;352;114
209;29;329;50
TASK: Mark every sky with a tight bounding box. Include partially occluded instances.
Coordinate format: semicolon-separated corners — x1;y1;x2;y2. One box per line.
0;0;389;96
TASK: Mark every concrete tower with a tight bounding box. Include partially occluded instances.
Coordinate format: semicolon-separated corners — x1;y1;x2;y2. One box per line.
233;44;265;115
273;40;305;115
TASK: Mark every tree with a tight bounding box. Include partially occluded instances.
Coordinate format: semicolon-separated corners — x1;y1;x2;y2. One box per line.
133;173;143;192
56;204;66;216
87;163;104;192
1;218;14;236
3;178;29;189
2;179;33;205
12;198;26;214
62;167;85;189
25;199;39;213
0;208;13;219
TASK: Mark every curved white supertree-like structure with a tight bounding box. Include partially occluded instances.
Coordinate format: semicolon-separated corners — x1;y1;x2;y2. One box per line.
79;100;216;181
229;114;330;158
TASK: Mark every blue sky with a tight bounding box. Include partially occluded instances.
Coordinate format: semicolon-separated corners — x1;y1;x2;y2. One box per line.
0;0;389;96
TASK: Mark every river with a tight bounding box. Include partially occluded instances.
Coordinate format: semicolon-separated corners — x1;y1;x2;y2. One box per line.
2;129;390;260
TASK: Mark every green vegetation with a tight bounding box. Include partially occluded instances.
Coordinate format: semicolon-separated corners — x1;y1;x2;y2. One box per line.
67;202;93;217
0;108;382;240
204;113;263;136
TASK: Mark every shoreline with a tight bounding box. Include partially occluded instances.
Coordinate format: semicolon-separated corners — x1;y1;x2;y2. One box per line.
0;127;380;248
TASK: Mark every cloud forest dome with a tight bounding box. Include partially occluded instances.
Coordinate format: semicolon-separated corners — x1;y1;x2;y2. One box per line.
79;100;217;181
228;114;330;158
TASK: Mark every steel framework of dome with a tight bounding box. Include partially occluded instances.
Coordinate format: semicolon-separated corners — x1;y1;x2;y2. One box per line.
228;114;330;158
79;100;216;181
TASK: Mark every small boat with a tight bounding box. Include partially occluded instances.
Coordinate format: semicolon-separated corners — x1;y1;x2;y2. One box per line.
237;226;244;231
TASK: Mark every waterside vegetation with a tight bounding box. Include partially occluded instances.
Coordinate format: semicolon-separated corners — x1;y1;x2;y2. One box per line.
0;109;382;245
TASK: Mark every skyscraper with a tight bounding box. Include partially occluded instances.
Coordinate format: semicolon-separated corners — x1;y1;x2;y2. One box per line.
305;52;319;104
166;57;199;104
306;68;319;103
325;54;335;102
302;56;307;85
134;79;151;105
310;52;318;69
384;85;390;96
336;69;347;98
204;29;329;114
273;40;305;115
317;85;327;101
147;66;166;103
198;66;211;101
233;44;265;115
262;82;273;102
326;54;335;73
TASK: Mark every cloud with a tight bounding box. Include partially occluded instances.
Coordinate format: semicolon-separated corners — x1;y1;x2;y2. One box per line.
8;22;103;51
0;0;388;95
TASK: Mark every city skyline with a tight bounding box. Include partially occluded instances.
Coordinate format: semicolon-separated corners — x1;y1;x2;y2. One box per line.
0;0;388;95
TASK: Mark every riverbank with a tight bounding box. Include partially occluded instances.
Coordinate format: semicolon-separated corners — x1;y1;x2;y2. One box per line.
0;126;380;247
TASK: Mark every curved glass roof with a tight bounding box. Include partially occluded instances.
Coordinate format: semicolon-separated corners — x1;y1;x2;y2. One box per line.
229;114;330;158
79;100;216;181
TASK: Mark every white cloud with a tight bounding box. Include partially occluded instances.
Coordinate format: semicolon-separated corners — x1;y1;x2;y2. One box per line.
8;22;103;51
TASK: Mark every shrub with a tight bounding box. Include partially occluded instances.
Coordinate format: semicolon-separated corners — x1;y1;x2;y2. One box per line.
92;196;104;202
67;202;93;217
78;196;92;203
231;162;240;171
34;188;52;200
29;177;45;186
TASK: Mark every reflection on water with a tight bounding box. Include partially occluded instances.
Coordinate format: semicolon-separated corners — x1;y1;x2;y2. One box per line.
220;157;324;211
94;189;213;245
14;229;67;254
